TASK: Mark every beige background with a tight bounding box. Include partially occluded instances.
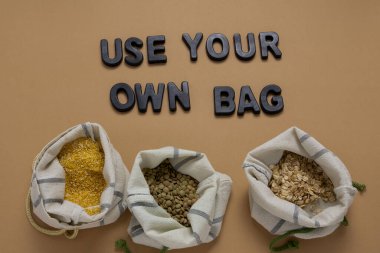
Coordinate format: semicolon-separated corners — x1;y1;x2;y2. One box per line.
0;0;379;252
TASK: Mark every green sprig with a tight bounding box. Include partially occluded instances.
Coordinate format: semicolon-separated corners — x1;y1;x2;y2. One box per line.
115;239;169;253
115;239;132;253
352;181;366;192
341;216;349;226
269;227;315;252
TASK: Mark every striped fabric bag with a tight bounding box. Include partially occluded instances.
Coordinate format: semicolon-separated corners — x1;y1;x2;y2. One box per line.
126;147;232;249
243;127;356;245
26;122;129;239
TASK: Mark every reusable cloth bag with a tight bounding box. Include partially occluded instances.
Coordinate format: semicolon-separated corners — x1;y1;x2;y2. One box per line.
127;147;232;249
243;127;356;239
26;122;129;237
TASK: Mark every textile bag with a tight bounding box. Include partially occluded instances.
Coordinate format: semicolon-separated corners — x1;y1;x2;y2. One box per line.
243;127;356;242
26;122;129;239
126;146;232;250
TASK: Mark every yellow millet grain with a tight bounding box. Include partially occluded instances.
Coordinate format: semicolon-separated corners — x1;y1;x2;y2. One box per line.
58;137;106;216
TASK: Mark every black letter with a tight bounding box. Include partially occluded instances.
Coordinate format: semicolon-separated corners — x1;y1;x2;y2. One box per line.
168;81;191;112
259;32;282;59
110;83;135;112
147;35;167;64
214;86;235;115
182;33;203;61
135;83;165;113
234;33;256;61
238;86;260;115
259;84;284;114
125;37;143;66
100;39;123;67
206;33;229;61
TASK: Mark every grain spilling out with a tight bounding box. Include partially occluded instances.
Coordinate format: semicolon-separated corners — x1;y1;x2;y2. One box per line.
58;137;106;215
143;159;199;227
269;151;336;209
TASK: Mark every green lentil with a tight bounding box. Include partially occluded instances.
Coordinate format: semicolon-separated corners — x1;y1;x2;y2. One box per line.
142;159;199;227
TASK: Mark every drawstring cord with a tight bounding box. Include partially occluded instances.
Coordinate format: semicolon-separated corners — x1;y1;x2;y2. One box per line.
25;189;79;239
26;151;79;239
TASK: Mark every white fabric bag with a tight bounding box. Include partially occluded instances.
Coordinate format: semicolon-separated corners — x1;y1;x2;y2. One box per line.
243;127;356;239
27;122;129;237
126;146;232;249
